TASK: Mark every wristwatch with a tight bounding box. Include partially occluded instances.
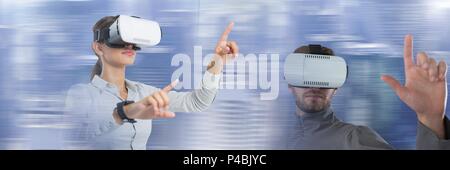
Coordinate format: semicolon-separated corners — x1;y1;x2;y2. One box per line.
116;100;136;123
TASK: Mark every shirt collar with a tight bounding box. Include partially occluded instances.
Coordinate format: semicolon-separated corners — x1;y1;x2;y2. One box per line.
91;75;139;91
125;78;139;91
296;106;333;119
294;106;336;132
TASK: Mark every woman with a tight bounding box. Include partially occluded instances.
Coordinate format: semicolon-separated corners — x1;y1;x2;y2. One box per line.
64;15;238;150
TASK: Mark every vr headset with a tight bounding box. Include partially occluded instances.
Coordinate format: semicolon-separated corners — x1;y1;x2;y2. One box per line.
94;15;162;51
284;44;348;88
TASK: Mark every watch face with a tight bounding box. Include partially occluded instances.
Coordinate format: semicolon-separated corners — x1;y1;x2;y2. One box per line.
124;100;135;105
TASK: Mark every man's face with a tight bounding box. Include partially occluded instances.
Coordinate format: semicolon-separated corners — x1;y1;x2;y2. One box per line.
289;86;336;113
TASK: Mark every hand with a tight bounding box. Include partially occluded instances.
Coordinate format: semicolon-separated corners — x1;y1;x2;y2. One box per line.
114;80;179;123
207;22;239;75
381;34;448;139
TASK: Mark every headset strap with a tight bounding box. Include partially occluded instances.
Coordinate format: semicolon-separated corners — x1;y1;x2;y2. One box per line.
94;28;110;42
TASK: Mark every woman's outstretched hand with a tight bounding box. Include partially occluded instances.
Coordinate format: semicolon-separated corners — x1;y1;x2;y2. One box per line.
113;80;179;124
207;22;239;75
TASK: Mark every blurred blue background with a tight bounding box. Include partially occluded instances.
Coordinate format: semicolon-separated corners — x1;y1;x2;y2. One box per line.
0;0;449;149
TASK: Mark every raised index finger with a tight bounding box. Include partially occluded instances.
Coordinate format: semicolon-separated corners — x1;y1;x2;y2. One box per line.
162;79;179;93
219;22;234;42
404;34;414;70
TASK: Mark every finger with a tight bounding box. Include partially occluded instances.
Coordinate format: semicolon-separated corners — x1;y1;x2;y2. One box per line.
152;92;165;109
160;111;176;118
381;75;408;100
147;96;159;115
428;58;438;82
419;52;429;70
162;79;179;92
228;41;239;57
159;91;170;109
438;60;447;80
219;22;234;42
403;34;414;71
223;46;231;54
421;60;429;70
417;52;428;67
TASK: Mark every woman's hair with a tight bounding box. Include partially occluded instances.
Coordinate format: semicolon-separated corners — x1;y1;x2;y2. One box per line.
90;16;119;80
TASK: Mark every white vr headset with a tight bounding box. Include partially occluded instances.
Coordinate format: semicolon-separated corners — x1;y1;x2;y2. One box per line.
94;15;162;50
284;45;348;88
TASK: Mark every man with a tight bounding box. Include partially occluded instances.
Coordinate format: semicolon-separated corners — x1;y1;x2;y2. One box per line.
286;35;450;149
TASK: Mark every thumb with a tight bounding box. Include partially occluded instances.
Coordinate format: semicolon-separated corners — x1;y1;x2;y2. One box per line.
381;75;407;99
160;111;176;118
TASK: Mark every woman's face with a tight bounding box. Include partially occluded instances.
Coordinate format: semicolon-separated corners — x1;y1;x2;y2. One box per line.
94;43;137;67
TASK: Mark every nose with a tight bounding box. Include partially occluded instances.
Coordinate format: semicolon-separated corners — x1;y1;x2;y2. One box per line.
307;87;321;91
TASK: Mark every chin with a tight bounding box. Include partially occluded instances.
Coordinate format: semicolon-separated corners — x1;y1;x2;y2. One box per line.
124;61;135;66
122;58;136;65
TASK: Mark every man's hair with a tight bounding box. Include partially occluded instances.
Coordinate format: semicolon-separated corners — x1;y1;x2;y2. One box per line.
293;45;334;55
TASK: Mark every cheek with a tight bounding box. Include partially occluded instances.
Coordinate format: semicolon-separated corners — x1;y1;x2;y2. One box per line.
325;91;335;100
292;88;304;95
294;92;305;102
105;50;123;61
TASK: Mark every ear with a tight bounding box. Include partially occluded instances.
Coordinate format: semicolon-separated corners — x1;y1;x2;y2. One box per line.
92;42;104;57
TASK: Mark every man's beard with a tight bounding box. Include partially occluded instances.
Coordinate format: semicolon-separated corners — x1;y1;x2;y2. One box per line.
296;91;330;113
